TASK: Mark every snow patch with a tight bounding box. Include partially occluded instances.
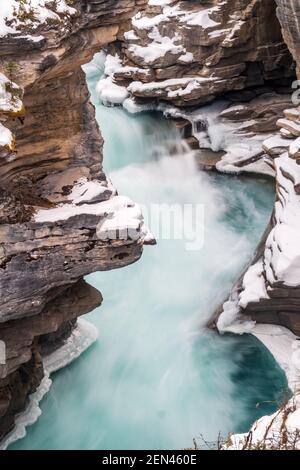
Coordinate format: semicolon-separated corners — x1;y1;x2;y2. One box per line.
0;0;77;38
68;178;116;205
0;72;23;115
0;123;14;150
217;299;256;335
180;8;220;28
239;260;270;308
264;153;300;286
132;12;168;30
148;0;173;5
96;76;129;106
128;76;218;98
178;52;194;63
129;27;184;64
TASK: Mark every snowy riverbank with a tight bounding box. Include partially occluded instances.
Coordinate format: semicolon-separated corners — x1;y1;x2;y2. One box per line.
224;324;300;450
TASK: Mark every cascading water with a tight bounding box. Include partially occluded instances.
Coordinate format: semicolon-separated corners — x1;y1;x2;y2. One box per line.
11;54;288;450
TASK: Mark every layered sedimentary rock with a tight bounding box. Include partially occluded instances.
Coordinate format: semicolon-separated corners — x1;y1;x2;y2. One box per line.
165;91;294;175
216;107;300;337
98;0;294;107
95;0;296;174
276;0;300;77
0;0;151;440
215;0;300;337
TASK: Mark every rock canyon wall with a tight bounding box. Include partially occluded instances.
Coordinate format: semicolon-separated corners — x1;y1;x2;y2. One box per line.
96;0;297;172
217;0;300;338
1;0;300;446
120;0;293;106
276;0;300;76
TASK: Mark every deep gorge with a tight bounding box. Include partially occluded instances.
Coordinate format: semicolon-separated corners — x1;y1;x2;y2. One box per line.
6;53;286;449
1;0;300;450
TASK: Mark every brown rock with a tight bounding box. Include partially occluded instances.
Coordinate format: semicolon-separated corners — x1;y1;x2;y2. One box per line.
0;0;149;440
117;0;295;106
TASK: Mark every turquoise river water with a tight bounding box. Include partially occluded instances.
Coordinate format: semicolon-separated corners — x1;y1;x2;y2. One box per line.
11;55;288;450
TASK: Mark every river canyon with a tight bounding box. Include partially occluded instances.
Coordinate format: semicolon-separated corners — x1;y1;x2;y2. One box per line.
1;0;300;451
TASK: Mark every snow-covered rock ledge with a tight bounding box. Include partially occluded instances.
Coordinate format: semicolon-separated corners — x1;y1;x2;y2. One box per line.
252;325;300;393
223;324;300;450
106;0;293;108
91;0;294;177
0;318;98;451
95;52;292;178
216;271;300;450
160;99;277;177
216;111;300;340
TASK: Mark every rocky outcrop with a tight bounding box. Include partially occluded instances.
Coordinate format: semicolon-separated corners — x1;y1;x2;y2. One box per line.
167;90;294;176
0;0;151;441
276;0;300;77
98;0;294;107
215;0;300;337
94;0;296;175
215;107;300;337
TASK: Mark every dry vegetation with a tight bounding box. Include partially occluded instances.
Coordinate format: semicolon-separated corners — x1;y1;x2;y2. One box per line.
189;392;300;450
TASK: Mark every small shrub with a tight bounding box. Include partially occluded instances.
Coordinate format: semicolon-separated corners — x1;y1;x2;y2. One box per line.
224;392;300;450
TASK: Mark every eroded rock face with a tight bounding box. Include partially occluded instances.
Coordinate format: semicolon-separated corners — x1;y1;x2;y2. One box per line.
219;108;300;337
0;279;102;380
0;350;43;440
95;0;296;175
216;2;300;336
0;0;149;441
103;0;294;107
276;0;300;77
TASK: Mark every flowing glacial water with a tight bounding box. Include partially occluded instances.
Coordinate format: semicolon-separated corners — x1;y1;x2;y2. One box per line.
11;57;288;450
